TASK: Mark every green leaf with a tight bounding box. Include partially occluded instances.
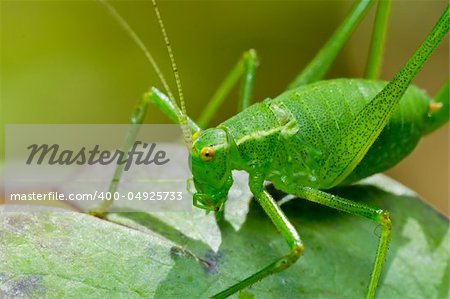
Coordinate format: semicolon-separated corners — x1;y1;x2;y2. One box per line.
1;175;448;298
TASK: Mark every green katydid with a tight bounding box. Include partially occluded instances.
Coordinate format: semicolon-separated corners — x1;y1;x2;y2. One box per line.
91;0;450;298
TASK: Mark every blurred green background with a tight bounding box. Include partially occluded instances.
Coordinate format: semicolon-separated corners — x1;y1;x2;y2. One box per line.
1;0;448;215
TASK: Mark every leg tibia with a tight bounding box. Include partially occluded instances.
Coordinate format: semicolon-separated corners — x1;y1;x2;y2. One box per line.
293;186;391;299
212;243;304;299
288;0;374;88
212;186;303;298
364;0;391;80
238;49;259;111
198;49;259;128
89;95;150;216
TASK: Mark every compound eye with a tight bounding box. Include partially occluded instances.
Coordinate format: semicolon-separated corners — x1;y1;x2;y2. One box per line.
200;146;215;162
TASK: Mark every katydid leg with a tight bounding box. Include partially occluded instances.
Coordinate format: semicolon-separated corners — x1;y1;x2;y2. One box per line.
321;6;449;187
89;88;200;216
238;49;258;112
364;0;391;80
212;187;303;299
89;95;149;216
288;0;375;88
291;186;391;299
197;49;259;128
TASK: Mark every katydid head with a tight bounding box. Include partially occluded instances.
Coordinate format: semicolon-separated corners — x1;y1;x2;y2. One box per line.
191;128;233;220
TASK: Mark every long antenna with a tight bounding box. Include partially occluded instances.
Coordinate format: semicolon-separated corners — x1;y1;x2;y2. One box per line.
99;0;191;148
151;0;191;148
99;0;174;101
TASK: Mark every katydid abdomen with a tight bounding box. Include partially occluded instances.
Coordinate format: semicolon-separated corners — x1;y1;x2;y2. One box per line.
221;78;437;191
